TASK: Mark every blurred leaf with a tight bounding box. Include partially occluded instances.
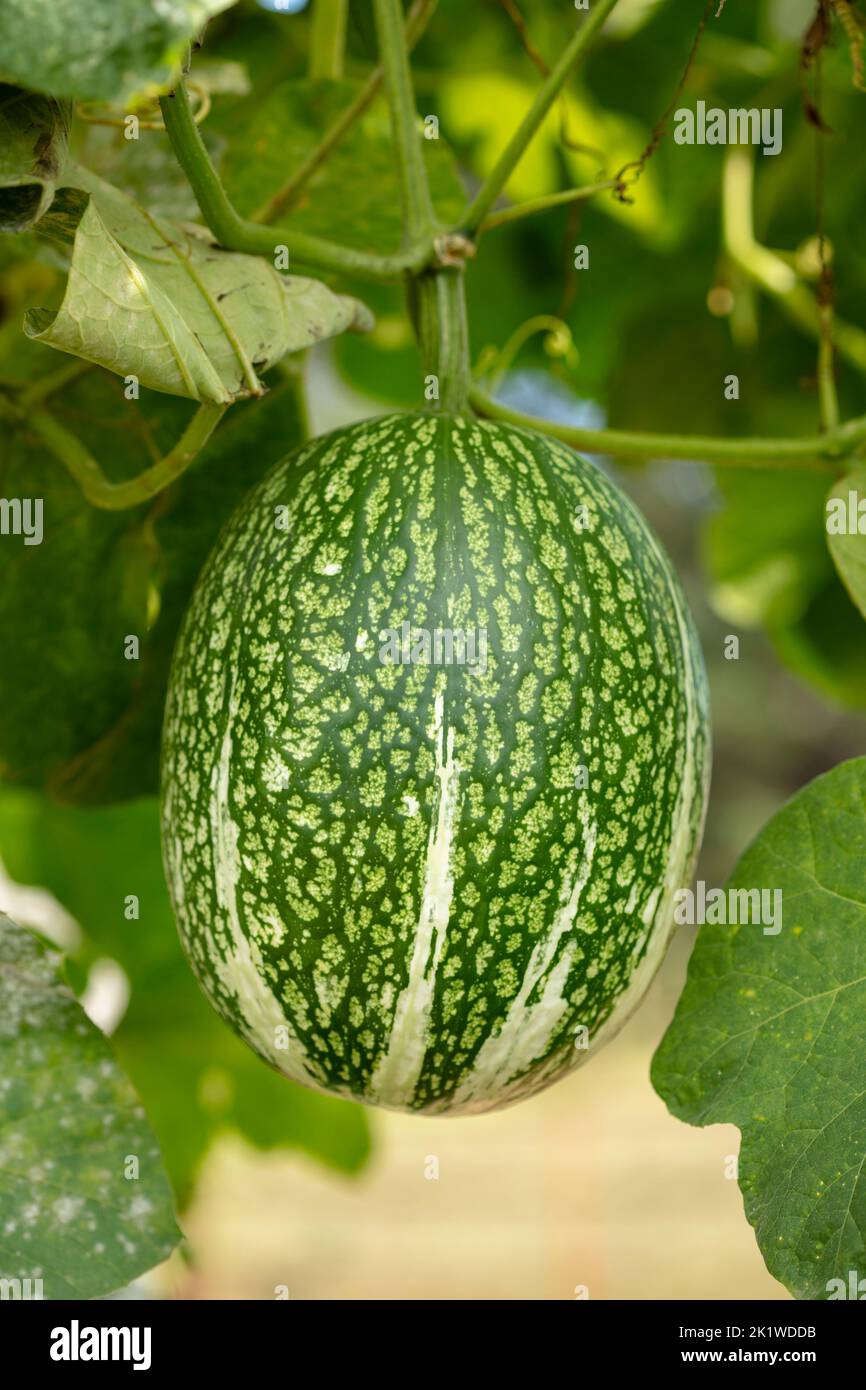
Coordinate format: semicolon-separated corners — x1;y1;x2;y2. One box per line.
0;85;71;233
0;795;372;1206
705;469;830;629
439;73;664;241
827;465;866;621
0;910;180;1296
653;757;866;1301
213;77;466;253
704;466;866;708
0;0;237;104
26;170;370;403
0;371;306;802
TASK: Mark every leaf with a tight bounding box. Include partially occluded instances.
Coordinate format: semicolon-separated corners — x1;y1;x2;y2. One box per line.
25;171;371;403
0;0;237;104
703;466;866;709
827;465;866;621
0;368;306;803
0;910;181;1298
0;85;71;233
652;757;866;1301
212;77;466;254
0;794;372;1206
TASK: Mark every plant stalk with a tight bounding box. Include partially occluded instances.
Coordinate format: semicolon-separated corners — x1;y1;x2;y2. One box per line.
253;0;438;225
159;83;431;280
309;0;349;80
372;0;436;243
469;386;863;472
29;402;227;509
414;269;471;412
461;0;622;237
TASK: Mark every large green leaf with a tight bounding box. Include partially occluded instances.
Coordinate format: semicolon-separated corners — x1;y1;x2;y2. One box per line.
653;757;866;1301
0;86;71;233
0;370;305;803
26;171;370;403
0;910;180;1297
212;77;466;254
0;795;372;1206
827;465;866;623
0;0;236;104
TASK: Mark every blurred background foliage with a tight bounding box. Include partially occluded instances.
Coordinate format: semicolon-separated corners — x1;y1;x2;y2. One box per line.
0;0;864;1227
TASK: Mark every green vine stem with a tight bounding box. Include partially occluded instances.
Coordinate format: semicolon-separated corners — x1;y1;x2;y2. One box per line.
723;148;866;378
372;0;435;244
482;315;578;390
461;0;623;238
479;180;616;233
158;82;432;280
252;0;438;225
28;401;227;510
469;385;866;472
309;0;349;80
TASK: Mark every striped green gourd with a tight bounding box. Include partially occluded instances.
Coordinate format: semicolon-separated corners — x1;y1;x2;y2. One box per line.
161;412;710;1115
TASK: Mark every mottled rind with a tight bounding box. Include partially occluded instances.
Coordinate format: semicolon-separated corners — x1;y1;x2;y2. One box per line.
161;413;710;1114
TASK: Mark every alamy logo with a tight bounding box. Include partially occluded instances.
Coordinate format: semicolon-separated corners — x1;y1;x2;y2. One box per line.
0;497;43;545
674;101;783;156
49;1320;151;1371
826;1271;866;1300
379;622;488;673
0;1275;43;1299
674;881;782;936
826;490;866;535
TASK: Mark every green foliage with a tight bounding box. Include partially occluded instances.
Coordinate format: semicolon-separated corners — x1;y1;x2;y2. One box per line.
27;169;370;403
210;76;466;252
653;758;866;1302
0;371;306;801
827;465;866;622
0;794;372;1206
0;0;236;104
0;911;180;1296
0;86;71;233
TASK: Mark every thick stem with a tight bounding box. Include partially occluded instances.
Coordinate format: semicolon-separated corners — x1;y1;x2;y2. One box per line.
159;83;430;280
30;402;227;509
469;386;862;472
309;0;349;80
414;269;471;413
372;0;436;242
461;0;622;237
253;0;438;225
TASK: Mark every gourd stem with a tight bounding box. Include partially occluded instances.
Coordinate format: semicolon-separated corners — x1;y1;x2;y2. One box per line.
414;269;471;414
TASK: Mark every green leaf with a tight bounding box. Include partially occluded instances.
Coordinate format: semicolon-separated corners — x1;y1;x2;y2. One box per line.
213;77;466;254
827;465;866;622
0;0;236;104
0;370;306;803
0;910;181;1298
25;171;371;403
0;85;71;233
652;757;866;1301
0;795;372;1205
704;467;866;709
